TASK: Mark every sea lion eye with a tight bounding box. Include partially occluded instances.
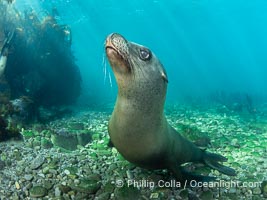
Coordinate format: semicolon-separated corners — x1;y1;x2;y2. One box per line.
139;49;151;61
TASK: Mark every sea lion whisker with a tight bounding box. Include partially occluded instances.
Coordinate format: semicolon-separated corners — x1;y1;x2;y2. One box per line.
102;52;107;84
108;71;113;88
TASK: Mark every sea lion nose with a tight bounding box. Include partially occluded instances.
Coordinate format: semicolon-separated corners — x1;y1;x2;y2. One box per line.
106;33;125;47
106;33;128;53
109;33;127;46
110;33;126;41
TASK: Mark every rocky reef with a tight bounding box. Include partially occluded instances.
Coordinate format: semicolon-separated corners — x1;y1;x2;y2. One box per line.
0;115;21;141
0;0;81;126
0;104;266;199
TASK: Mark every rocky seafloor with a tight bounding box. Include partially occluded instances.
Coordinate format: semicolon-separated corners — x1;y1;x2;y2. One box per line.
0;103;266;200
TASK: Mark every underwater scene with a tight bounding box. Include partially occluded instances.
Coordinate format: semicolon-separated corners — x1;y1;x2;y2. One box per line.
0;0;267;199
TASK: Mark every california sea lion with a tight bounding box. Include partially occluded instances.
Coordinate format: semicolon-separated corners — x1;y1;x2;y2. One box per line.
105;33;236;181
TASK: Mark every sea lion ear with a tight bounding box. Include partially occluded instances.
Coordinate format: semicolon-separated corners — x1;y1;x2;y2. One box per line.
161;71;168;83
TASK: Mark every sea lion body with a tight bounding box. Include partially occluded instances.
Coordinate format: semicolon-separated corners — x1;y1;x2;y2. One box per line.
105;33;236;181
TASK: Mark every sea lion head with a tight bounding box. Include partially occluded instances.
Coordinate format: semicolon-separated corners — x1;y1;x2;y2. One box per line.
105;33;168;102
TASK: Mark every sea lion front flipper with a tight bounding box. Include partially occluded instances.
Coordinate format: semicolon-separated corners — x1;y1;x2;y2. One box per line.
107;139;114;148
169;164;216;184
203;151;237;176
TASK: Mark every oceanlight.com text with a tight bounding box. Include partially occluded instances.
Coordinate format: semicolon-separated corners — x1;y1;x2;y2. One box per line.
114;179;261;189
